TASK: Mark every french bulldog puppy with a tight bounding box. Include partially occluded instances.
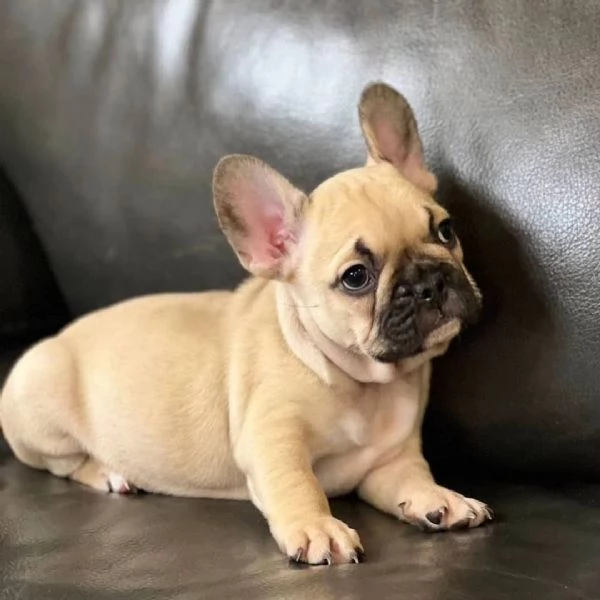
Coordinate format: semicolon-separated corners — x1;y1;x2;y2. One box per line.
0;82;492;566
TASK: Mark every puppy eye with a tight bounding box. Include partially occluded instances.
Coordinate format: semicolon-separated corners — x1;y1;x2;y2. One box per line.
340;264;372;294
437;218;455;245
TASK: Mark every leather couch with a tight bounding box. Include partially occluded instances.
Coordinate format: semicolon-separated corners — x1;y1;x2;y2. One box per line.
1;1;599;598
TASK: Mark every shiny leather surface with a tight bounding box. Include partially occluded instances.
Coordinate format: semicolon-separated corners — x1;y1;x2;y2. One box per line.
1;1;600;597
0;434;599;600
2;0;600;478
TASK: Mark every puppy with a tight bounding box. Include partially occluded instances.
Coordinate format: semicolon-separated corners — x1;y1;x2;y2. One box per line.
0;82;492;565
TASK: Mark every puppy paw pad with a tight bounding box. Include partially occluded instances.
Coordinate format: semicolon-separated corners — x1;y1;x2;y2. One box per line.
425;507;446;525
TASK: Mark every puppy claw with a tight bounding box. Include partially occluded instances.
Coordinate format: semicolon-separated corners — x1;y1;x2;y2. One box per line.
398;486;492;531
276;516;361;566
320;552;333;566
290;548;304;563
350;547;366;564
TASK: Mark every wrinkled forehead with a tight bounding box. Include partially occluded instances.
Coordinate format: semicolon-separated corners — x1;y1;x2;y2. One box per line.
306;165;445;263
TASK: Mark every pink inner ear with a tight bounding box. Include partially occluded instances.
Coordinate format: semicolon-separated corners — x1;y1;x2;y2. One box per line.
233;176;295;271
371;117;436;192
373;118;411;167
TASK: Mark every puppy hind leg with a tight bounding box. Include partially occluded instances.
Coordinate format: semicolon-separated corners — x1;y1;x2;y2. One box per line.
2;339;138;495
70;456;138;494
6;434;85;474
12;443;138;495
1;339;135;494
14;439;139;495
1;339;86;476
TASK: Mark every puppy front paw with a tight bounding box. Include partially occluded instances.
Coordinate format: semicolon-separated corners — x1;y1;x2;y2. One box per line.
398;485;493;532
271;515;364;566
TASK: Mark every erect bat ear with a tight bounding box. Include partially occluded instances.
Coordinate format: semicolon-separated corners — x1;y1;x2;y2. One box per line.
359;82;437;194
213;154;307;279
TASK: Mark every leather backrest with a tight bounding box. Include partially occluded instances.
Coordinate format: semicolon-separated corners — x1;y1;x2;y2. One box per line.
1;0;599;479
0;170;68;342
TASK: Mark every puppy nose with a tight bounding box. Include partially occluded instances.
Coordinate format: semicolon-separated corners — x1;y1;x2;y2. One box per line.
414;272;445;305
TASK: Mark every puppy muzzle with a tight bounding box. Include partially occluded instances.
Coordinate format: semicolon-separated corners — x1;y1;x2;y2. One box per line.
374;261;480;363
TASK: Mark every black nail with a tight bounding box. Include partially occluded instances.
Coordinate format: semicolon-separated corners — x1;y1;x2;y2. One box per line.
486;506;495;520
320;552;333;566
351;547;366;564
426;509;444;525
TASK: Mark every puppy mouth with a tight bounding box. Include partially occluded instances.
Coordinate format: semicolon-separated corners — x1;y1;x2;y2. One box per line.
373;313;455;363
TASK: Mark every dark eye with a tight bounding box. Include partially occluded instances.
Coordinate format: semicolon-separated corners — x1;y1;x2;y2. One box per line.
340;264;372;293
437;219;455;245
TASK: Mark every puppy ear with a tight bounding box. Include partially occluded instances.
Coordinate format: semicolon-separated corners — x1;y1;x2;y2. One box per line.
213;154;307;279
358;82;437;193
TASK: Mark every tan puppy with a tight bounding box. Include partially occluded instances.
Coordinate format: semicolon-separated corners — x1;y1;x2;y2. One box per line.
0;82;492;566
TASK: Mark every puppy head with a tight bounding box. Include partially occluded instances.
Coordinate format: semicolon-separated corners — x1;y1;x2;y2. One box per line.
213;82;481;366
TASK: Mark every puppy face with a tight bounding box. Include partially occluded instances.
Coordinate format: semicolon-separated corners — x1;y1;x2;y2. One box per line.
213;82;480;365
297;163;481;363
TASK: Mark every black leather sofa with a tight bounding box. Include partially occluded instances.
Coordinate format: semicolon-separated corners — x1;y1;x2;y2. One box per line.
1;1;599;598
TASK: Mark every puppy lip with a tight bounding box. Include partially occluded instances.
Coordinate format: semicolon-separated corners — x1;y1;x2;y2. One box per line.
374;315;461;363
422;318;461;349
371;344;421;363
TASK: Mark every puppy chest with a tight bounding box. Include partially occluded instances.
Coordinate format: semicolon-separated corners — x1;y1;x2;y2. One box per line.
315;384;421;495
368;389;420;451
347;383;421;450
339;410;369;446
322;384;421;450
